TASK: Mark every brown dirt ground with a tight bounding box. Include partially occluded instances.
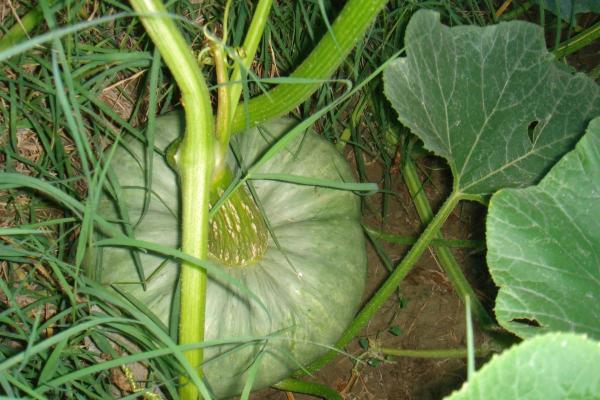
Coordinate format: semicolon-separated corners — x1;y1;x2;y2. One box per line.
252;150;495;400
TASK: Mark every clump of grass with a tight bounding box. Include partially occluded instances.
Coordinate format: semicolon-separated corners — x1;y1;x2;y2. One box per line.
0;1;185;396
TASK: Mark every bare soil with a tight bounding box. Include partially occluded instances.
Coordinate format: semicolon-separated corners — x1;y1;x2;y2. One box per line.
255;152;494;400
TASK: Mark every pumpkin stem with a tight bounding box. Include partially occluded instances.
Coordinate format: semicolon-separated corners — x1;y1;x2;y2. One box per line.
208;169;269;267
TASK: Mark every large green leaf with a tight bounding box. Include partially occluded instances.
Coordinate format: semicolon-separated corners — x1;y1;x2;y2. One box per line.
542;0;600;21
383;10;600;196
445;333;600;400
487;117;600;339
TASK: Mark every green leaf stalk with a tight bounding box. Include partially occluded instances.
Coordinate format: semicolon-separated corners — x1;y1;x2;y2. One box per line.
126;1;214;398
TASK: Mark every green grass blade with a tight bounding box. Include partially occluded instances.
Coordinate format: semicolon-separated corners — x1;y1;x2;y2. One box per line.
249;173;378;192
37;339;68;385
94;236;268;315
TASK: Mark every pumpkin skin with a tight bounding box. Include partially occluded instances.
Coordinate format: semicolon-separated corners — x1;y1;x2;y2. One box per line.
93;112;366;398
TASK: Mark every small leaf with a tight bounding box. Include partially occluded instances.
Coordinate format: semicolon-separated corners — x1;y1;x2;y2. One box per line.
487;117;600;340
396;296;407;309
367;358;382;367
358;337;369;350
444;333;600;400
388;326;402;336
383;10;600;196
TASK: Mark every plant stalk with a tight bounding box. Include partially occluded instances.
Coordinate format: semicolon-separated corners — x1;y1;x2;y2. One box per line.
273;379;343;400
210;0;273;180
127;1;214;399
553;20;600;59
229;0;389;134
364;226;483;248
466;296;476;379
400;157;494;328
211;43;230;182
228;0;273;118
0;0;60;51
373;346;491;359
498;0;534;20
299;192;461;375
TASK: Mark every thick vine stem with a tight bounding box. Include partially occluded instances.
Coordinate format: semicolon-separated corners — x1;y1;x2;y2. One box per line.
273;379;343;400
401;156;495;329
553;21;600;58
204;0;272;181
229;0;389;134
212;44;230;146
127;1;214;399
373;346;491;359
211;43;231;179
298;192;461;375
228;0;273;118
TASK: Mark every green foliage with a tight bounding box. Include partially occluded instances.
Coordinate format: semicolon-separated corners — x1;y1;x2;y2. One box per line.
382;10;600;399
487;117;600;340
2;0;600;398
0;2;197;397
383;10;600;196
445;333;600;400
0;260;183;398
542;0;600;21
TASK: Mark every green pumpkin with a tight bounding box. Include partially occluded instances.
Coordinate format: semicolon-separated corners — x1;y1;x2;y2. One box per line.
91;112;366;398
